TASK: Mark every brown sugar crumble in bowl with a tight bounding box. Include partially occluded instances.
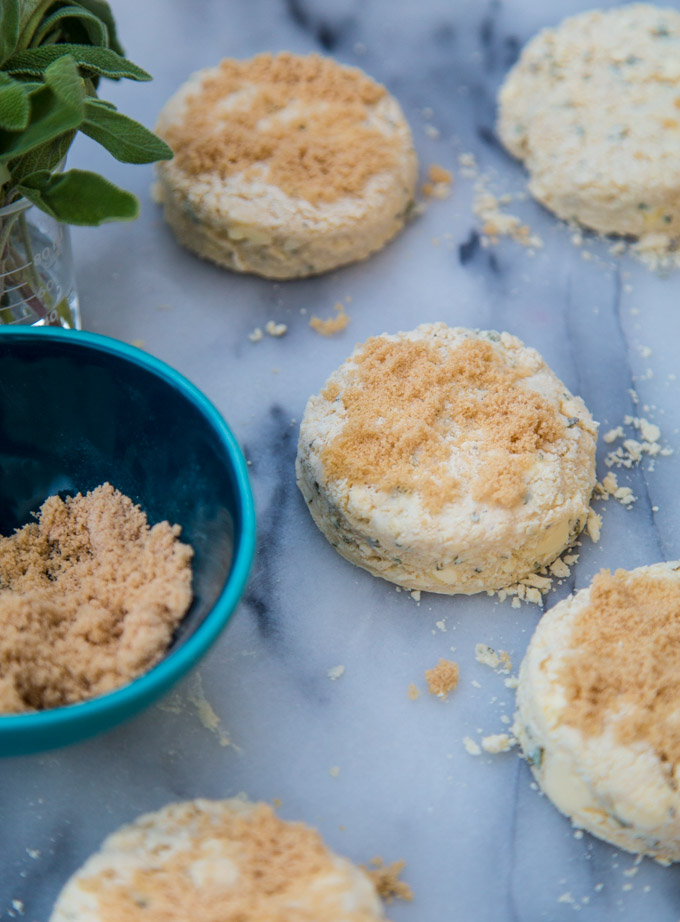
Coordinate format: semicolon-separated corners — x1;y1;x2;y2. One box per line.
0;483;193;714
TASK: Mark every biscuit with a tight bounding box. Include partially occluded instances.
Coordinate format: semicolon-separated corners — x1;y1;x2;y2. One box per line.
296;323;597;594
50;798;388;921
515;562;680;860
497;4;680;244
154;53;417;279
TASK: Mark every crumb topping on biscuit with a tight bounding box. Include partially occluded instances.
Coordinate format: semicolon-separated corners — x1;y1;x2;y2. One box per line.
74;801;379;922
321;336;564;510
161;52;401;205
561;566;680;766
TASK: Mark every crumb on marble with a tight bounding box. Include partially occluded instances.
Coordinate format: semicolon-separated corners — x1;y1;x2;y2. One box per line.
473;175;543;249
364;858;413;904
425;659;459;699
421;163;453;199
407;682;420;701
463;736;482;756
265;320;287;337
481;733;516;754
309;302;350;336
327;665;345;681
248;327;263;342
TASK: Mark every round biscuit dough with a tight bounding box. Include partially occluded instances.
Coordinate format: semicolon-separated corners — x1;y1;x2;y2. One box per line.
50;798;387;922
515;562;680;860
154;53;417;279
497;4;680;242
296;323;597;595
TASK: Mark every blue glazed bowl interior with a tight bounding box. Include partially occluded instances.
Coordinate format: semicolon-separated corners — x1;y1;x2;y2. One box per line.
0;328;255;756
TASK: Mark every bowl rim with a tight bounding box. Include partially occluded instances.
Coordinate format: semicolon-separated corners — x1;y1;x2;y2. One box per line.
0;326;256;737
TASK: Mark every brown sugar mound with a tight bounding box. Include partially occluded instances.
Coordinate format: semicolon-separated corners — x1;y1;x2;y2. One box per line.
0;484;193;713
74;800;385;922
561;567;680;766
161;52;399;205
321;336;564;511
425;658;459;698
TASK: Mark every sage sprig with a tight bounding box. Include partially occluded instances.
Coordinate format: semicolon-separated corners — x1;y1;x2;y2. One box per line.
0;1;171;327
0;0;172;225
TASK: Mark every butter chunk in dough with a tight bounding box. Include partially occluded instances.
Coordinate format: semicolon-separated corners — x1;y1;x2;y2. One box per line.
296;323;597;595
498;4;680;245
516;562;680;860
50;798;389;922
154;53;417;279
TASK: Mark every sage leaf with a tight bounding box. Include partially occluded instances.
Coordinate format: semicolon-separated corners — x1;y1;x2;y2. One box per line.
0;0;20;66
0;56;84;161
29;5;109;49
71;0;124;55
8;129;75;183
0;74;30;131
82;98;172;163
5;45;151;81
17;167;139;224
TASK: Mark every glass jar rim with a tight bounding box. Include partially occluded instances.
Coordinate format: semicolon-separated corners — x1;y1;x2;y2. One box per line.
0;196;32;218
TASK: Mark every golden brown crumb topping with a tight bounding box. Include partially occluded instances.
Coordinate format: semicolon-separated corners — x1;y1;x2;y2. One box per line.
79;802;382;922
161;53;401;205
425;658;459;698
561;567;680;766
321;336;564;511
364;858;413;903
0;484;192;713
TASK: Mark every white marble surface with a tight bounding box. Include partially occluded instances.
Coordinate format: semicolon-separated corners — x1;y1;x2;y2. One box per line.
3;0;680;919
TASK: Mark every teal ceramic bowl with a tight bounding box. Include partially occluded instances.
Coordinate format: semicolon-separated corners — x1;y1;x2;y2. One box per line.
0;327;256;756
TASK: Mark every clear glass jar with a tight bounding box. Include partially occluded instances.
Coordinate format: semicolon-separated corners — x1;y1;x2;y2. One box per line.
0;197;80;328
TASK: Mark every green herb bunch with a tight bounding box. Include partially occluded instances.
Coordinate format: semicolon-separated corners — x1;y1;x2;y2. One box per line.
0;0;172;223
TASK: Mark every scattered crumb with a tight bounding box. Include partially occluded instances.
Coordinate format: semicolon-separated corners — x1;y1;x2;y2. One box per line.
364;858;413;904
26;849;40;860
407;682;420;701
435;619;446;632
131;338;145;349
410;589;421;602
248;327;263;342
327;665;345;681
463;736;482;756
309;302;350;336
458;151;478;179
505;676;519;689
265;320;287;337
187;674;232;748
329;765;340;778
475;643;500;670
481;733;515;753
473;175;543;249
594;471;636;507
601;414;672;470
425;659;459;699
573;829;584;839
421;163;453;199
586;511;602;543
